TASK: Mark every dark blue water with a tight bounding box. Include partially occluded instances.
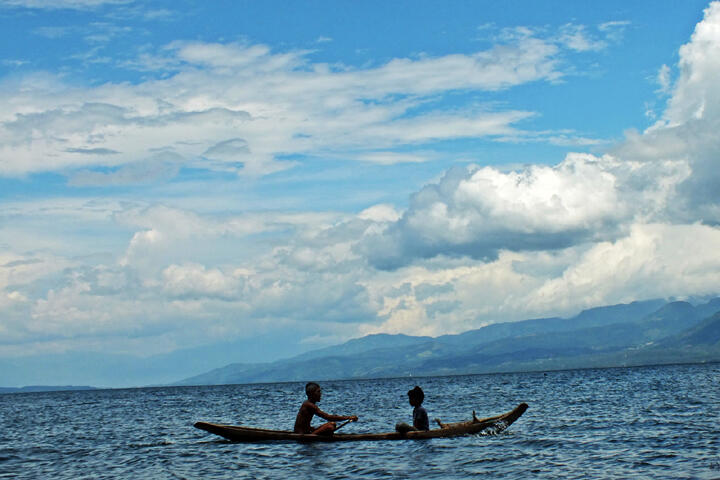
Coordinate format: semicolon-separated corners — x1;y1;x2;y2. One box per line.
1;363;718;479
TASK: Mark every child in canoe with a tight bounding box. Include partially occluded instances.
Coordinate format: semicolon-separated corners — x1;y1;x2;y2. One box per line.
293;382;358;435
396;385;430;434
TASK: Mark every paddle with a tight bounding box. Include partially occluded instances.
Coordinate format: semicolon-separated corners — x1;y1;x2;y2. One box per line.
334;418;357;432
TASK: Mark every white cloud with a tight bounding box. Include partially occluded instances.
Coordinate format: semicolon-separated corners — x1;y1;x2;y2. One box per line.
68;152;182;186
597;20;631;43
2;202;719;356
353;151;433;165
616;2;720;224
0;31;569;180
358;204;401;223
171;42;304;72
656;64;672;94
527;223;720;312
359;222;720;337
661;2;720;127
0;253;73;297
2;5;720;361
359;3;720;270
559;24;607;52
114;204;340;242
162;263;244;300
358;151;693;269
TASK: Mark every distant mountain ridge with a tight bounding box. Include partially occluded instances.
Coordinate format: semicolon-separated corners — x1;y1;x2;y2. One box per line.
662;311;720;347
175;298;720;386
0;385;97;394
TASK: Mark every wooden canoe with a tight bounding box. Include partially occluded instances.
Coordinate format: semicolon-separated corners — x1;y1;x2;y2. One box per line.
194;402;527;442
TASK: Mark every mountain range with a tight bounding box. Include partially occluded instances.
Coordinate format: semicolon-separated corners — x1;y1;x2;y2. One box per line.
0;385;97;394
175;297;720;386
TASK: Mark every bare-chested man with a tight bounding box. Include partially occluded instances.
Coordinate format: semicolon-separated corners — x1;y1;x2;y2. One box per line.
293;382;358;435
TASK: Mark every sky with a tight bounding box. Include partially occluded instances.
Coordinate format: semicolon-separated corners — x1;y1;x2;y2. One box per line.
1;0;720;384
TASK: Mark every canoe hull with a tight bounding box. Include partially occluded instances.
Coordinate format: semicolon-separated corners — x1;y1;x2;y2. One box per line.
194;402;527;442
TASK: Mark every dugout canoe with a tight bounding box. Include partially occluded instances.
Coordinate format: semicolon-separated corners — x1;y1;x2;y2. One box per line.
194;402;527;442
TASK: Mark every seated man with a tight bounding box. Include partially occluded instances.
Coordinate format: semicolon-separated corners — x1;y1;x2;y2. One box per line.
293;382;358;435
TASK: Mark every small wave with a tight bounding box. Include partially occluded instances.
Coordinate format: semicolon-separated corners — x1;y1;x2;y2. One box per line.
457;456;506;467
476;420;510;436
517;437;567;448
168;471;190;480
646;453;678;461
0;455;22;462
128;440;175;448
196;439;232;445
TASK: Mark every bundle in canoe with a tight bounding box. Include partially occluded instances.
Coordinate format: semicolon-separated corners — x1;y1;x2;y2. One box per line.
194;402;527;442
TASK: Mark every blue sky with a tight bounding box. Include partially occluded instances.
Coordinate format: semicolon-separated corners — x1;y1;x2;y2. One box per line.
1;0;719;386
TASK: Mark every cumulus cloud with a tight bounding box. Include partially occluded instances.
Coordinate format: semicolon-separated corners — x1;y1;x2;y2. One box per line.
357;222;720;337
661;2;720;127
527;223;720;312
615;1;720;225
358;204;402;223
357;152;691;269
162;263;244;300
355;3;720;270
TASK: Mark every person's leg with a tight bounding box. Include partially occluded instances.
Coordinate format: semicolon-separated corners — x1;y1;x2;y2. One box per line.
312;422;336;435
395;422;415;435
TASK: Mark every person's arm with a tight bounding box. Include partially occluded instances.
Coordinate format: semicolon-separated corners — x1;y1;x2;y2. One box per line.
311;404;357;422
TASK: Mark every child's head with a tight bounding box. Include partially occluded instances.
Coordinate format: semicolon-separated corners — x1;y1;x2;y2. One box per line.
407;385;424;407
305;382;322;401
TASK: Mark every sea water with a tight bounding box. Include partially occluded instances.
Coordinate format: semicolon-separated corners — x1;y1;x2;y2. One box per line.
1;363;718;479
